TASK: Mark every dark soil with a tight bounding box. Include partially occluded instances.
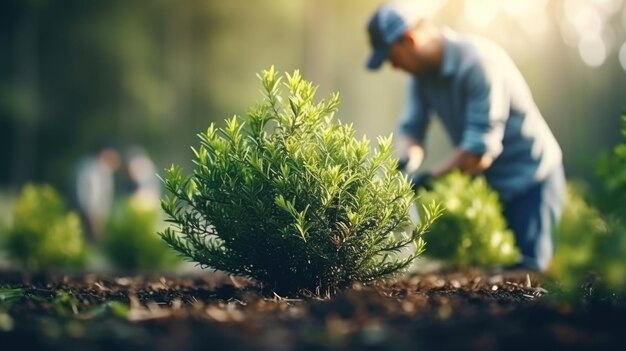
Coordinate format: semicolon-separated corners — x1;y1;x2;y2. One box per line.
0;269;623;351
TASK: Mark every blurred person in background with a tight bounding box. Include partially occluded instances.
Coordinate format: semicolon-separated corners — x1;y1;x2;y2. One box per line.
71;141;122;242
365;1;565;271
121;144;161;207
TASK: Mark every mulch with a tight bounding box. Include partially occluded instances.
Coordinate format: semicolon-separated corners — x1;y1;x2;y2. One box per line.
0;268;623;351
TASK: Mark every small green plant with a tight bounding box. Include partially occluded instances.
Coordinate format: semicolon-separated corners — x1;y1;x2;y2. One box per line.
416;171;520;268
548;182;607;298
159;67;442;295
592;216;626;296
594;113;626;296
596;113;626;212
103;195;180;271
2;183;87;270
548;114;626;302
548;182;626;302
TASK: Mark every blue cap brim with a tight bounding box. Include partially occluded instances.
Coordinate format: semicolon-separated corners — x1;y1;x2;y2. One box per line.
366;47;389;70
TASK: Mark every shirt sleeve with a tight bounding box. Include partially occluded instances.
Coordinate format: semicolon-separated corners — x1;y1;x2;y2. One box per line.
459;62;509;158
460;64;510;158
397;78;430;144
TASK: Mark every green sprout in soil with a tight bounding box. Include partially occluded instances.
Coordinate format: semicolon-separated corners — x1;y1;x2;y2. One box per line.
159;67;442;295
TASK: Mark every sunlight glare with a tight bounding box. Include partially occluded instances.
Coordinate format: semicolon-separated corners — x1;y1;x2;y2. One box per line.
559;18;581;47
418;0;449;18
593;0;624;16
578;35;608;66
501;0;547;18
464;0;499;28
500;0;549;36
520;13;550;36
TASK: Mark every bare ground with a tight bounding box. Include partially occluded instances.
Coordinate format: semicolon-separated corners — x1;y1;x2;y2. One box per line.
0;269;623;351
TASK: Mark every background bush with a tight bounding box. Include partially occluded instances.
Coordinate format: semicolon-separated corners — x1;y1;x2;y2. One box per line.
548;114;626;301
548;182;608;298
159;67;441;295
596;114;626;212
416;171;520;268
103;194;180;271
583;113;626;297
2;183;87;270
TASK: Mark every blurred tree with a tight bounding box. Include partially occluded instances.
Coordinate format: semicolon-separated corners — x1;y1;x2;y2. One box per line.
1;0;625;200
0;0;305;193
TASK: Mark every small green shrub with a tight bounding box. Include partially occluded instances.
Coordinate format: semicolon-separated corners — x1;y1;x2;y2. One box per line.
416;171;520;268
159;67;442;295
548;114;626;301
2;183;87;270
593;216;626;295
595;113;626;295
596;113;626;212
548;182;626;301
103;195;180;271
548;182;607;297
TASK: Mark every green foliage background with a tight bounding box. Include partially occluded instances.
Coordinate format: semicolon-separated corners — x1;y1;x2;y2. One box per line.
596;115;626;212
548;114;626;300
549;182;607;295
103;195;180;271
1;0;625;197
416;171;520;268
160;68;441;294
2;183;87;270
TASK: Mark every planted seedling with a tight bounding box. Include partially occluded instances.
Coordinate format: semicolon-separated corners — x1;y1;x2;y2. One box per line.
159;67;442;295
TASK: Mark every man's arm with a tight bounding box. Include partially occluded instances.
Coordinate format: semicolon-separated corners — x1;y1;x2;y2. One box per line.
399;141;494;191
429;148;493;177
396;131;493;177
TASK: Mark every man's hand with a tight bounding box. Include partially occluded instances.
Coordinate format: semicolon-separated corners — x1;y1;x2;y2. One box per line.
397;156;409;171
410;171;433;191
395;137;425;174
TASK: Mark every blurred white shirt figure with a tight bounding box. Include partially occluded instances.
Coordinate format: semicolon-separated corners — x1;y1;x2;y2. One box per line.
74;143;121;241
123;145;161;209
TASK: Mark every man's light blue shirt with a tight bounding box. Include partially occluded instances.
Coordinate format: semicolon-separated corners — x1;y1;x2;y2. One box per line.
398;29;562;201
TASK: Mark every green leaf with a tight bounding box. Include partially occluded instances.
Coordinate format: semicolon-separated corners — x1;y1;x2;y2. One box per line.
0;288;24;307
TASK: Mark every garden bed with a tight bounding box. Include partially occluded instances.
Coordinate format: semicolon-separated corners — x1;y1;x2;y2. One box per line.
1;269;623;351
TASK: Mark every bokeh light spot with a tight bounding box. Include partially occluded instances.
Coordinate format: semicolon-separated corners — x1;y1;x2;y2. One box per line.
578;36;607;67
567;3;603;37
619;41;626;71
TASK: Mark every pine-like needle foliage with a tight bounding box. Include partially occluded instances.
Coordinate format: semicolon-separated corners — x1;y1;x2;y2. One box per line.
159;67;442;295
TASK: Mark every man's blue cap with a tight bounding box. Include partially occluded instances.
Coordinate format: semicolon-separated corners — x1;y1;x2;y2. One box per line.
366;1;422;70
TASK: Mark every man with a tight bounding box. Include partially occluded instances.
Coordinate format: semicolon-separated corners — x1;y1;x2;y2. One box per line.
366;1;565;271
